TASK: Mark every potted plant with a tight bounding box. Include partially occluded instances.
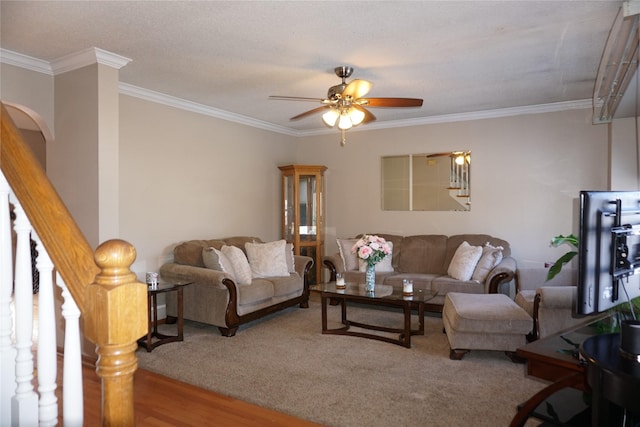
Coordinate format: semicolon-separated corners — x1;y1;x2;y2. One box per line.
546;234;578;282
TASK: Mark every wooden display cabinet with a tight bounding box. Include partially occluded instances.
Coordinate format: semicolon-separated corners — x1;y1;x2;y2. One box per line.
278;165;327;285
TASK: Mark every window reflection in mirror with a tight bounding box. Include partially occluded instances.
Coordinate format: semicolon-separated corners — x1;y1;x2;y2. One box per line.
381;152;471;211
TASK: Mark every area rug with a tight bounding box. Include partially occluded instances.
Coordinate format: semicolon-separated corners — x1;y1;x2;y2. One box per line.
136;295;546;426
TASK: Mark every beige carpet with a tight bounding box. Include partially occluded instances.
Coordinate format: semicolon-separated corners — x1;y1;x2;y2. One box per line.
136;294;547;426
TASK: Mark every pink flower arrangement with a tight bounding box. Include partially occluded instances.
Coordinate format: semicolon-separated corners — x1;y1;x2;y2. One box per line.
352;234;392;267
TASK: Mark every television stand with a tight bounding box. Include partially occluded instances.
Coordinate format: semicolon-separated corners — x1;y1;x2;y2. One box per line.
511;317;639;427
580;333;640;426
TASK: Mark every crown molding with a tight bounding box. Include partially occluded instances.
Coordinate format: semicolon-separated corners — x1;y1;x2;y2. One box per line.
51;47;131;74
1;47;131;76
120;83;592;137
118;83;300;136
299;99;593;136
2;48;592;136
0;49;53;75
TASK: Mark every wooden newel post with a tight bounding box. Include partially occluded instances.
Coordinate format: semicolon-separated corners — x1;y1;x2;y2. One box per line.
84;239;148;427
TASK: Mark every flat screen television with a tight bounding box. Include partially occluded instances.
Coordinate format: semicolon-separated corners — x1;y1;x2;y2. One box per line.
577;190;640;316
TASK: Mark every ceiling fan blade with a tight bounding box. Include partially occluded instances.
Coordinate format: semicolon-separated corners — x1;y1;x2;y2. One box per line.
342;79;372;99
353;104;376;123
269;95;325;102
290;106;329;121
363;97;423;107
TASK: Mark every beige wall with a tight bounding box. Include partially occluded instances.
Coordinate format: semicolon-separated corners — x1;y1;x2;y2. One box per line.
0;63;54;134
298;109;609;271
53;65;101;247
1;62;632;280
610;117;640;190
118;95;299;275
97;65;121;244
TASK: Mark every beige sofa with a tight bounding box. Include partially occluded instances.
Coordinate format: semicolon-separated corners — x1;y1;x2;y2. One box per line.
159;236;313;336
323;233;517;310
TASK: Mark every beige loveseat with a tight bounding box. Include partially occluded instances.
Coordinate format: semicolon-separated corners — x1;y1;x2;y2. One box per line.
323;233;516;310
159;236;313;336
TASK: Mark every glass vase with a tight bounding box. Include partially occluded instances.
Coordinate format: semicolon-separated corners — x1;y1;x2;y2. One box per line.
365;264;375;293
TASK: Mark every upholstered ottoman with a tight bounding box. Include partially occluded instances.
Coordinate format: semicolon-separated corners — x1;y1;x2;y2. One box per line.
443;292;533;361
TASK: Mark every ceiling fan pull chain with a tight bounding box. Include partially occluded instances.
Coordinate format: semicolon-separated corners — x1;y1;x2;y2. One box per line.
340;129;347;146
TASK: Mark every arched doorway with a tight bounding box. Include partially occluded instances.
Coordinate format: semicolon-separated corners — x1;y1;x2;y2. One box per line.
4;102;54;294
4;102;53;170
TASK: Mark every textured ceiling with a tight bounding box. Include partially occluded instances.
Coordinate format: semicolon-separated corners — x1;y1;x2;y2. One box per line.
0;1;631;134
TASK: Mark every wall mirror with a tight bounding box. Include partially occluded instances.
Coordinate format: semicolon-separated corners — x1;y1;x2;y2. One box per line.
381;151;471;211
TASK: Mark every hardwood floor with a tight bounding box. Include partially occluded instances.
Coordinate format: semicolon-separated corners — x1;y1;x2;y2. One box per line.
59;359;322;426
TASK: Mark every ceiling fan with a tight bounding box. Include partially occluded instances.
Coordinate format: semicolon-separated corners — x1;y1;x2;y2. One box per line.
269;66;423;145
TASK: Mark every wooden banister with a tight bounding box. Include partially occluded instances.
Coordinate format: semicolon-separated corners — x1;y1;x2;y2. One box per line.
1;103;97;312
86;239;147;426
2;102;147;426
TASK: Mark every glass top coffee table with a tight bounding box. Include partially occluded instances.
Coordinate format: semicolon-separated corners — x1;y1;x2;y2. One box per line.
310;282;437;348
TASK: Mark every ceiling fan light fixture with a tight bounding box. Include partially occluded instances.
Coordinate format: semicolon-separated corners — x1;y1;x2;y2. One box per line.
338;113;353;130
322;109;339;127
269;66;423;146
348;107;365;126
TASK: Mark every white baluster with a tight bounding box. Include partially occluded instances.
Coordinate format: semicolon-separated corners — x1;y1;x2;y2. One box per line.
0;174;16;425
33;233;58;426
10;200;38;426
55;273;83;427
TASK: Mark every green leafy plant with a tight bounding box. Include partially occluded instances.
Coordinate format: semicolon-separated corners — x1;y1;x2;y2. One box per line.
546;234;579;282
546;234;640;331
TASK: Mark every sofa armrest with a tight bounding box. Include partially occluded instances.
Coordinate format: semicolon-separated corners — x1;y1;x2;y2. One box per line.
159;263;232;289
322;252;343;282
294;255;314;296
485;256;517;294
533;286;580;340
294;255;314;278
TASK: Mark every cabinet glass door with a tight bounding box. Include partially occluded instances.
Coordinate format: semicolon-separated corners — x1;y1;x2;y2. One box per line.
299;175;317;241
279;165;326;285
284;175;295;242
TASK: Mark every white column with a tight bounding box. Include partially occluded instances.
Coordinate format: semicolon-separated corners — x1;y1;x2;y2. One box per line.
0;173;16;425
10;200;38;426
55;274;83;427
33;233;58;426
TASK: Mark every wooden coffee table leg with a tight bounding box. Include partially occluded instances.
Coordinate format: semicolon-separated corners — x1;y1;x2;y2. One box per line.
341;297;347;325
403;303;411;347
321;294;328;333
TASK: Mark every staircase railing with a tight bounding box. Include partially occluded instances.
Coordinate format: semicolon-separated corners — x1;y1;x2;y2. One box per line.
1;102;148;426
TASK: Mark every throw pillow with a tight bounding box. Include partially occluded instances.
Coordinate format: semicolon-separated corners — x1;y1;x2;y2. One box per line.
447;241;483;281
221;245;253;285
245;240;290;278
337;238;359;271
202;247;237;280
358;241;394;272
285;243;295;273
472;242;504;282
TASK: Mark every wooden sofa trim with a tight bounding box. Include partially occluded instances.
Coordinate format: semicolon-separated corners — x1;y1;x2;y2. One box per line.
218;258;314;337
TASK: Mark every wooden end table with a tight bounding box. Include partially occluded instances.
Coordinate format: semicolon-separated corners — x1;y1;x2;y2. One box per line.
510;314;610;426
138;281;192;352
